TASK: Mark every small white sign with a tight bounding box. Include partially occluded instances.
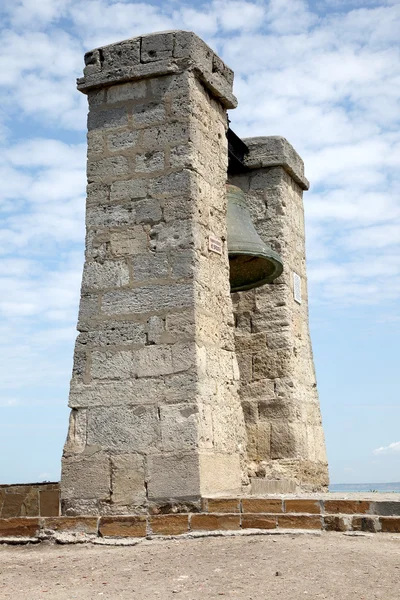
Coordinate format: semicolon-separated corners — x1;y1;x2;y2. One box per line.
208;235;223;255
293;272;302;304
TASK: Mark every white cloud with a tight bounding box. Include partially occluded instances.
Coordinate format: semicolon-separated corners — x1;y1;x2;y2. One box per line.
373;442;400;455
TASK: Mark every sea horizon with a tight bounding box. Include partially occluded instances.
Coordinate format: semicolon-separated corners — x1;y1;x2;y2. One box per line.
329;482;400;493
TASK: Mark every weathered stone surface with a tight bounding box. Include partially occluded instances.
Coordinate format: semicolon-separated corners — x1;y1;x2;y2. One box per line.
99;516;146;537
109;227;148;256
107;130;139;151
86;406;160;452
82;260;130;291
147;454;201;500
102;284;194;315
242;499;283;514
77;321;146;347
285;500;321;514
39;491;60;517
203;498;240;513
42;517;97;533
190;514;241;531
323;500;370;515
87;156;129;181
61;449;111;501
111;454;146;505
107;80;147;103
278;515;322;529
132;252;169;281
91;350;135;380
88;107;128;131
241;515;277;529
0;518;40;537
149;514;189;535
69;379;165;408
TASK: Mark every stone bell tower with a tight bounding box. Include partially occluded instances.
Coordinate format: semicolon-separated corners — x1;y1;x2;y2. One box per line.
61;31;247;515
61;30;328;514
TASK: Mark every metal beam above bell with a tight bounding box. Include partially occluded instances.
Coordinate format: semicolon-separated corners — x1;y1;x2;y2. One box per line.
227;127;250;175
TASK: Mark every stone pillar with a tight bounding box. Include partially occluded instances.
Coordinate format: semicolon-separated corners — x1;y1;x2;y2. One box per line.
61;31;247;515
229;137;328;492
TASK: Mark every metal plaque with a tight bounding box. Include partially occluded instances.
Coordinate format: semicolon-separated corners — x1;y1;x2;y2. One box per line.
293;272;302;304
209;235;223;255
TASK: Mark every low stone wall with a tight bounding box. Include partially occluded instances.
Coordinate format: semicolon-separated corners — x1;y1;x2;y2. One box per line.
0;483;60;518
1;496;400;540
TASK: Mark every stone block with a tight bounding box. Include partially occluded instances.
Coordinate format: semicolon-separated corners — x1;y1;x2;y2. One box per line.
111;454;146;505
42;517;98;533
270;421;303;459
241;515;277;529
278;515;322;529
370;502;400;516
323;500;370;515
149;514;189;535
159;404;199;451
235;333;267;354
252;349;292;380
147;316;165;344
102;284;194;315
88;107;128;131
380;517;400;533
285;500;321;514
135;198;162;224
199;454;241;496
87;203;136;230
135;150;165;173
82;260;130;291
87;182;109;205
77;321;146;347
258;398;296;421
88;89;106;109
190;514;240;531
108;130;139;151
91;350;135;380
39;490;60;517
147;454;201;500
352;516;379;533
110;179;147;201
323;515;349;532
1;493;25;518
132;252;169;282
136;345;174;377
77;294;100;332
165;310;196;340
87;130;104;155
87;156;129;181
69;379;165;408
0;518;40;537
203;498;240;513
174;31;213;72
61;450;111;501
107;80;147;103
141;122;190;150
110;228;148;257
64;409;87;453
87;406;160;452
242;499;283;514
132;102;166;127
99;516;146;537
103;38;141;67
141;32;174;63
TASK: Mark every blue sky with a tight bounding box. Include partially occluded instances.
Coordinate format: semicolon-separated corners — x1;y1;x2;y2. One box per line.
0;0;399;485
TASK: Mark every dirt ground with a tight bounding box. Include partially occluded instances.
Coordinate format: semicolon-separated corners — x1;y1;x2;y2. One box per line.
1;532;400;599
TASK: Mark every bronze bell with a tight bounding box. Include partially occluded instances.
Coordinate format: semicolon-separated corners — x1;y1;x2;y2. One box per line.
227;184;283;292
